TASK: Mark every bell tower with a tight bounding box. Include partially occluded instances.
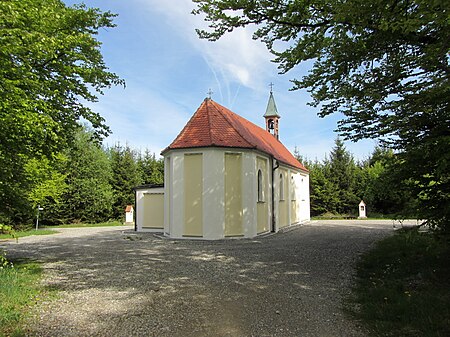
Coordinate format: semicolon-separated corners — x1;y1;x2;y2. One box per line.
264;84;280;139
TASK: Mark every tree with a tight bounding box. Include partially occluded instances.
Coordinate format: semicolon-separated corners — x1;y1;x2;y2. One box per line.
24;155;67;207
193;0;450;231
137;150;164;185
46;128;114;224
358;147;417;216
326;138;360;214
307;160;340;216
110;144;142;220
0;0;123;224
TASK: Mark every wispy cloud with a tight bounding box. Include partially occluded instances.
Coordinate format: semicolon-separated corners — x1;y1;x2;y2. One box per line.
139;0;275;99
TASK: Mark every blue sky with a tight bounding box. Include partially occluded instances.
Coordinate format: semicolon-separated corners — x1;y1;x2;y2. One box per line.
65;0;378;161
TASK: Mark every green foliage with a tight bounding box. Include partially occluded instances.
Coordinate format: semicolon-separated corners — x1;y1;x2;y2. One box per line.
0;0;123;226
0;224;16;268
193;0;450;231
137;150;164;185
23;155;67;208
47;221;123;228
47;128;115;224
305;159;340;216
0;262;47;337
348;230;450;336
327;138;360;214
110;144;142;219
300;143;417;217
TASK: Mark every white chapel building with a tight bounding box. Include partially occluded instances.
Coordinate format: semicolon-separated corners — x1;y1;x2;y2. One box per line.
135;93;310;239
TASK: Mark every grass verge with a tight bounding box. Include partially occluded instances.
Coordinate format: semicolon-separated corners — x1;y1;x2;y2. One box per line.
0;261;50;337
48;220;125;228
347;229;450;337
0;230;57;241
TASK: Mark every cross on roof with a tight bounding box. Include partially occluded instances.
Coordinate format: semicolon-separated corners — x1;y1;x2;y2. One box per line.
207;88;214;99
269;82;274;93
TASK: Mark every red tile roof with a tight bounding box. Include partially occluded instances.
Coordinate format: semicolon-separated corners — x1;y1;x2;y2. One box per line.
162;99;307;171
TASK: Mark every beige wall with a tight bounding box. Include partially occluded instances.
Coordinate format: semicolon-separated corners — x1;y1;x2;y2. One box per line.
278;168;289;228
135;186;164;232
183;153;203;236
142;193;164;229
164;157;171;234
256;156;269;233
224;153;243;236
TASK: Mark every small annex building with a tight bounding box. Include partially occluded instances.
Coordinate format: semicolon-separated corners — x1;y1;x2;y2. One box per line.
135;93;310;239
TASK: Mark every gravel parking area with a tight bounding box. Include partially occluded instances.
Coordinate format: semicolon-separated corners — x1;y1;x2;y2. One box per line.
1;221;399;336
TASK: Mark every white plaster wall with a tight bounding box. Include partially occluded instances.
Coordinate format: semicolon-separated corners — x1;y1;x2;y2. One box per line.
135;189;145;231
203;149;225;239
125;210;134;223
242;151;257;238
298;172;311;222
291;171;303;224
274;166;311;229
164;156;171;235
169;152;185;238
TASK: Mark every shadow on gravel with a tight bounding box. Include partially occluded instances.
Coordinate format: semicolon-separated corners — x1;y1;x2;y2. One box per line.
3;223;393;337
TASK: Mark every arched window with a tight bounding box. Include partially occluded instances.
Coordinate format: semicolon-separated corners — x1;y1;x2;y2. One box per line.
279;173;284;201
257;169;263;202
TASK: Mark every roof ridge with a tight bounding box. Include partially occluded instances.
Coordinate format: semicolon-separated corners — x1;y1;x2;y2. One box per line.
210;100;256;149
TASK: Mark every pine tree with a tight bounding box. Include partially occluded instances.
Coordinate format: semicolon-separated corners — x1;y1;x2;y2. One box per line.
137;150;164;185
110;144;141;220
326;138;360;215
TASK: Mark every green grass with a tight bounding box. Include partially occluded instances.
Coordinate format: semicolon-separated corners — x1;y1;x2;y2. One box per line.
47;220;125;228
0;229;57;240
0;261;50;337
348;229;450;337
311;213;400;220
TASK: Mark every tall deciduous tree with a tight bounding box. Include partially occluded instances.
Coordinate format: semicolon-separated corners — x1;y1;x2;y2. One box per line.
0;0;123;224
193;0;450;231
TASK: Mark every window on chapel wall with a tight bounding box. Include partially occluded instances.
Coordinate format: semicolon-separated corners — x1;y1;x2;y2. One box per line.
279;173;284;201
257;169;263;202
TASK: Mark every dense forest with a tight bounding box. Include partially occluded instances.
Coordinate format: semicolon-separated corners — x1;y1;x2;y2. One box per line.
1;124;416;228
296;138;416;218
1;127;163;227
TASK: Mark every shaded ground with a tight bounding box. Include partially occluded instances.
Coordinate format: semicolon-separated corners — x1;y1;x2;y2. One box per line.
1;221;400;336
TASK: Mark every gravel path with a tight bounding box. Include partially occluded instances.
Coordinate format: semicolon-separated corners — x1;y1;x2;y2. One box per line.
1;221;401;337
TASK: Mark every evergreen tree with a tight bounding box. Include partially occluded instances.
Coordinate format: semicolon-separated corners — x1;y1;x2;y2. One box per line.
110;144;141;220
307;160;340;216
46;128;114;224
137;150;164;185
326;138;360;214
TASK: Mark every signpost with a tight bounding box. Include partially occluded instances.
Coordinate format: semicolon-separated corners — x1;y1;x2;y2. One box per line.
35;205;44;230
